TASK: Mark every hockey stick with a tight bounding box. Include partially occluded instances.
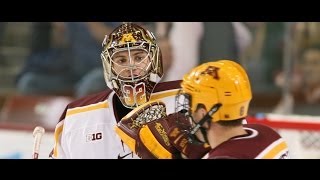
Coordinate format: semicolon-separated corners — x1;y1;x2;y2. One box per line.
32;126;45;159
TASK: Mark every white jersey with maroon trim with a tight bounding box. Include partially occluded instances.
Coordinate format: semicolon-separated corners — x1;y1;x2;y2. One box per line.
206;123;290;159
50;80;181;159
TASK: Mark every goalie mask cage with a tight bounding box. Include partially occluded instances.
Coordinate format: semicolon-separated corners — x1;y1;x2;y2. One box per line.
247;113;320;159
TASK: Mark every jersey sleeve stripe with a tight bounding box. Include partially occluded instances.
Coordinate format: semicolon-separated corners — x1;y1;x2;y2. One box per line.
53;121;64;158
256;139;288;159
66;101;109;117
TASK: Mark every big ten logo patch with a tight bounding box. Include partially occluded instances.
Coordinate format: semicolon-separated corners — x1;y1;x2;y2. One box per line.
86;132;103;142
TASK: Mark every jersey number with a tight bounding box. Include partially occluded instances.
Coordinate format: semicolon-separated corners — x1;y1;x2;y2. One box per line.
123;82;147;106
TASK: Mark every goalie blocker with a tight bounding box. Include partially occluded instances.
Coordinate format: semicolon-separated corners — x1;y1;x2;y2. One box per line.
115;100;211;159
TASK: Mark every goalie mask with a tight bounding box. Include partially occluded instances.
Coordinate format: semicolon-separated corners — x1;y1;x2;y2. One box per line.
101;23;164;109
176;60;252;135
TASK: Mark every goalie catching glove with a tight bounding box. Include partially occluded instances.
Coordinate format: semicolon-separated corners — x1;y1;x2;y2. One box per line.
114;100;211;159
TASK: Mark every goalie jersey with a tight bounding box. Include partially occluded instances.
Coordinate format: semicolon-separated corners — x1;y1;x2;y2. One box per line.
50;80;181;159
206;124;290;159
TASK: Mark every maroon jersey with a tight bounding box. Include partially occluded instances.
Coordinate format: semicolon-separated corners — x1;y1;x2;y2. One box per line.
207;124;289;159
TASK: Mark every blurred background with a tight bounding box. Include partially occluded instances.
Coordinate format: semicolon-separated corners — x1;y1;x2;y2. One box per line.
1;22;320;159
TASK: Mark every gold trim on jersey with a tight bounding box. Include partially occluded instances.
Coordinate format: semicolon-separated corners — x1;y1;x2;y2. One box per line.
53;121;64;157
262;141;288;159
150;89;179;101
66;101;109;117
258;139;288;159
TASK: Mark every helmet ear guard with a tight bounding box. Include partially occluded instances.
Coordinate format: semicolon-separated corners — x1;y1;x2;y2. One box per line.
149;72;162;83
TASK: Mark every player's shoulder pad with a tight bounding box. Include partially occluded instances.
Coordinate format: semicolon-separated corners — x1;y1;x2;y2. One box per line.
67;89;112;109
56;89;113;123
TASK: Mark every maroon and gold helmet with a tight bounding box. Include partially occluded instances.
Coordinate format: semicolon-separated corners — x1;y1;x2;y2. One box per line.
101;23;164;109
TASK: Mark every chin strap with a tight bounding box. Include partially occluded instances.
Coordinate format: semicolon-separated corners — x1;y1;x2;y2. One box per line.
188;103;222;143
